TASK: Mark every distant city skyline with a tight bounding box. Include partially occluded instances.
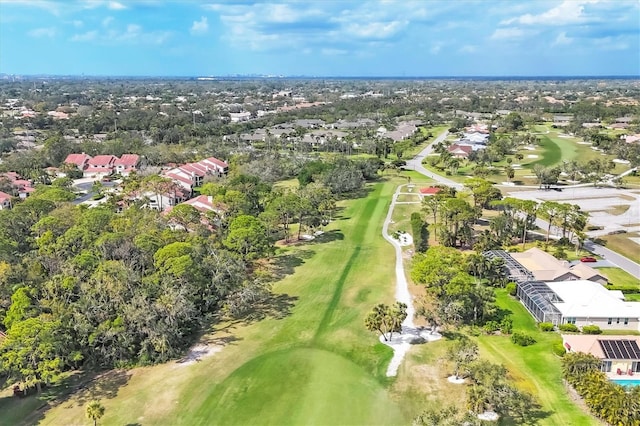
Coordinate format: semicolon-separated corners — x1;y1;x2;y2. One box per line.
1;0;639;77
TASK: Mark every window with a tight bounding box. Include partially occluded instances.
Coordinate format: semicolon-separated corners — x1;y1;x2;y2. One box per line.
566;317;576;324
617;318;620;324
624;318;629;325
633;362;640;373
601;361;612;373
608;318;612;325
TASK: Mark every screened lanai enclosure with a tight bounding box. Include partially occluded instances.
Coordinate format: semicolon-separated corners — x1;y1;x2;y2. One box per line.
516;280;563;325
485;250;563;325
484;250;534;283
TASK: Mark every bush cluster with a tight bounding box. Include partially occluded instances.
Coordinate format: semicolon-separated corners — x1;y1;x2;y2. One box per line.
581;325;602;335
511;332;536;346
558;323;579;332
538;322;554;332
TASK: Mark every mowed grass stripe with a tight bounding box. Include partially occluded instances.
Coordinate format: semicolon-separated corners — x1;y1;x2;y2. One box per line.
475;291;597;426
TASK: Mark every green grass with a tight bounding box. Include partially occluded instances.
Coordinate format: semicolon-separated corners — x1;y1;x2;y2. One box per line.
474;290;597;426
29;179;422;426
595;267;640;289
600;232;640;264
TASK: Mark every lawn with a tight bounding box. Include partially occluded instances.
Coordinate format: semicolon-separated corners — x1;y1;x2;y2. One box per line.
474;290;597;426
22;178;428;426
600;232;640;264
596;267;640;289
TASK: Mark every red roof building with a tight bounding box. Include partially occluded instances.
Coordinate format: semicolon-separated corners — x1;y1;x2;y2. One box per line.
447;144;472;158
0;191;12;209
85;155;117;176
64;153;92;170
114;154;140;176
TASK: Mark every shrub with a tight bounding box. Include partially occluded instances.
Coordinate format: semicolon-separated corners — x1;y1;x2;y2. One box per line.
500;317;513;335
582;325;602;335
511;332;536;346
506;282;517;296
558;323;579;332
483;321;500;334
538;322;555;332
552;342;566;357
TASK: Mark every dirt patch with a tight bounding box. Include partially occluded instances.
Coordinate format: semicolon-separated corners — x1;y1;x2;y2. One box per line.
174;344;223;367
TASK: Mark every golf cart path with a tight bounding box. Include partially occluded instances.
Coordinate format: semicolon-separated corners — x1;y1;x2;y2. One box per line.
381;183;441;377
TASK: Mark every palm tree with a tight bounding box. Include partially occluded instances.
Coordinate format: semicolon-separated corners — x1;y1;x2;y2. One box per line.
86;400;105;426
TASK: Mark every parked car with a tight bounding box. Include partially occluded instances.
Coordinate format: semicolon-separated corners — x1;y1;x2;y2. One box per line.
580;256;597;262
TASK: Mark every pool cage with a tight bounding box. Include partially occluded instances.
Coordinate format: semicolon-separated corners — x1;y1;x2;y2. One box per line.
516;280;563;325
484;250;563;325
484;250;534;283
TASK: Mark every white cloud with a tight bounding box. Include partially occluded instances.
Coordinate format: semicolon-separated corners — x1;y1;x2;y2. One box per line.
71;23;171;45
502;1;598;26
108;1;126;10
459;45;477;53
71;30;97;41
490;27;525;40
190;16;208;35
552;31;573;46
27;26;56;38
430;42;443;54
72;20;84;28
346;20;407;39
102;16;114;27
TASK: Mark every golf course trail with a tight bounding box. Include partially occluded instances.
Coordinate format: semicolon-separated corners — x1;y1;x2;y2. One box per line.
381;184;441;376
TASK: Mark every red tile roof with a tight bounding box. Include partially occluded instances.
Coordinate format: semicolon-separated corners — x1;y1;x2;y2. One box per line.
0;191;12;201
64;153;92;167
88;155;117;167
115;154;140;167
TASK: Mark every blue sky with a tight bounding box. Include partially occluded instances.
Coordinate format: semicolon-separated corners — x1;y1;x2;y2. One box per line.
1;0;639;76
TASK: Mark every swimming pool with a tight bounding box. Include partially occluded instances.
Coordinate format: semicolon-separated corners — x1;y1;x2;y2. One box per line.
611;379;640;387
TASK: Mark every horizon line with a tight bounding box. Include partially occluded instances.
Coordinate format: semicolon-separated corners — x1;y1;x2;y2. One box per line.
1;73;639;80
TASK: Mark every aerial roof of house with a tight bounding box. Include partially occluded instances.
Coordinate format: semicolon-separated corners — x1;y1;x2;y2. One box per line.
562;334;640;360
64;153;92;166
547;280;640;319
447;144;472;154
510;247;577;281
115;154;140;167
88;155;117;166
570;263;608;282
0;191;11;201
181;195;227;214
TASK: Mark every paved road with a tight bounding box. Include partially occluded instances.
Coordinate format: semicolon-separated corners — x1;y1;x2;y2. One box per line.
406;129;640;280
405;130;464;190
72;180;116;205
583;240;640;279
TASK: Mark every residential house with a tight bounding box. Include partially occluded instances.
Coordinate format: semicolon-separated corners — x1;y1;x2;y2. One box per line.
114;154;140;176
510;247;607;284
562;334;640;376
64;153;92;171
553;115;573;126
516;279;640;330
1;172;35;199
84;155;117;177
229;111;251;122
447;144;472;158
0;191;12;209
164;157;229;193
